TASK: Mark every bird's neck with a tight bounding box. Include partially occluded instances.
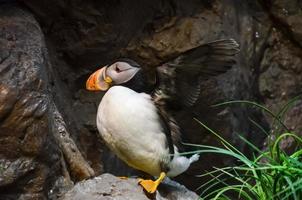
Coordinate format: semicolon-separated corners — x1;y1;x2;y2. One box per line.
120;69;154;93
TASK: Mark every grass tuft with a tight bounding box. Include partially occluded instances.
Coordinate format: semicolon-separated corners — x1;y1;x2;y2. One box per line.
187;98;302;200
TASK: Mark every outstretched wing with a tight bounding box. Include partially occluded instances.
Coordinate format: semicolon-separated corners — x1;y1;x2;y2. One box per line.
153;39;239;108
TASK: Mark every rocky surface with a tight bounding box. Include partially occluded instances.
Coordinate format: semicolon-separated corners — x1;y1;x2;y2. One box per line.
0;4;93;199
60;174;199;200
0;0;301;199
257;0;302;150
0;5;59;199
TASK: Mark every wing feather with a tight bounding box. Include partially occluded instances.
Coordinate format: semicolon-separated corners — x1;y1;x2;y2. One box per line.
153;39;239;108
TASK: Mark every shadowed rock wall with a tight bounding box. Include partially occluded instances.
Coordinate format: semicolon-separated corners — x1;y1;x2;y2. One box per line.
0;5;60;199
0;0;301;199
0;4;94;199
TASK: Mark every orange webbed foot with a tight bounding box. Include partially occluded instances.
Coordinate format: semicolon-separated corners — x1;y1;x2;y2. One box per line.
138;172;166;193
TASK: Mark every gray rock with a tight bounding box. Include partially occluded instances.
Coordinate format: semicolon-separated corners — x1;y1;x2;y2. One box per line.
60;173;199;200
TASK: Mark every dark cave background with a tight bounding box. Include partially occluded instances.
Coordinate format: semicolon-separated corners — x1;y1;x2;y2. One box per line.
0;0;302;199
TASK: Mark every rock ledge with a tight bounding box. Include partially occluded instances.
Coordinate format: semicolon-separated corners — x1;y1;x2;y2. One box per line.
60;173;199;200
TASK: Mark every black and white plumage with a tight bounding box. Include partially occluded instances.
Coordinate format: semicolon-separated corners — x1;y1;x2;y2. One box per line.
86;39;239;193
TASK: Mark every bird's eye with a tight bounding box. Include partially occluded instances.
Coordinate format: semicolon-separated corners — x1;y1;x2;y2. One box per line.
115;66;121;73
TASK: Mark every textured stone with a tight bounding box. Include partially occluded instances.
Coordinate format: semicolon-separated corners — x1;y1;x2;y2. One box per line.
49;102;95;181
0;4;92;199
268;0;302;47
258;28;302;134
60;173;199;200
0;5;58;199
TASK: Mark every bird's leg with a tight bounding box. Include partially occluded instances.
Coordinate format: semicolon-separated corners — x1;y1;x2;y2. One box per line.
138;172;166;193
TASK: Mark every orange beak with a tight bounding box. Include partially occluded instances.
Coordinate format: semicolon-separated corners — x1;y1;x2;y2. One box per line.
86;67;112;91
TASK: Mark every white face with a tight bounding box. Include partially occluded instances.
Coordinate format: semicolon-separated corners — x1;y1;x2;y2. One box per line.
86;61;141;91
105;62;140;85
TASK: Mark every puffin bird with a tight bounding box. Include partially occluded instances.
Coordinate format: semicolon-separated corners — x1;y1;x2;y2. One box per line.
86;39;239;193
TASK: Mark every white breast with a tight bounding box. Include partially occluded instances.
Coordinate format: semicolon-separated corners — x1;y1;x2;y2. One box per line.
97;86;170;176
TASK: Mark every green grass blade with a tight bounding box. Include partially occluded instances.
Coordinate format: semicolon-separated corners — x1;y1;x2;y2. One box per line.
248;117;270;136
212;185;255;200
272;133;302;160
284;176;298;200
276;95;301;124
194;119;246;158
212;100;289;132
274;178;302;198
238;134;263;154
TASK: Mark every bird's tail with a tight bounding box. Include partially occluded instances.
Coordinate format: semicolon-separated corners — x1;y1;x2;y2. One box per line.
167;153;200;177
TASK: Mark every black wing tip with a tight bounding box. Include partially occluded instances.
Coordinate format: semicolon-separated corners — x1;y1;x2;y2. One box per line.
211;38;239;45
209;38;240;53
226;38;240;52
